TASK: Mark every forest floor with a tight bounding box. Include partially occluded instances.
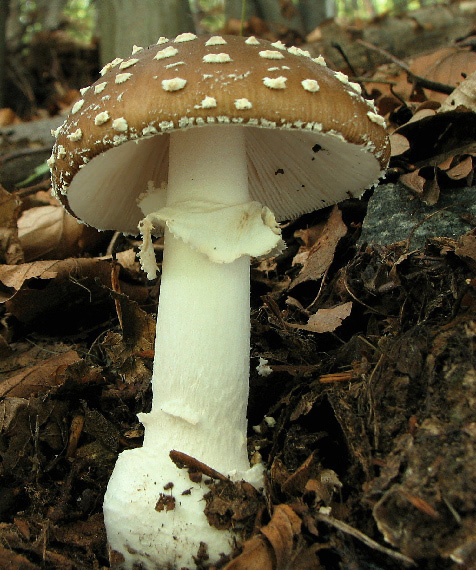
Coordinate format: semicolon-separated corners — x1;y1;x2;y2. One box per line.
0;20;476;570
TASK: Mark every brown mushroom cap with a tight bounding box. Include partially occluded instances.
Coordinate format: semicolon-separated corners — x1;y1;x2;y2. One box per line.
50;33;390;233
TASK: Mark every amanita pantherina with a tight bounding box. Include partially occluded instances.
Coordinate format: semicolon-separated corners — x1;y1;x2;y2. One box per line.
49;33;390;569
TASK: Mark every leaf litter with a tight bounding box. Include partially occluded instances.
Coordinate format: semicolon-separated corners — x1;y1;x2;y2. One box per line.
0;24;476;570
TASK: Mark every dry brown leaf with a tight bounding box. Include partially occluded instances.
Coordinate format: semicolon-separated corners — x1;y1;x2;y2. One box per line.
306;302;353;333
0;349;80;398
455;233;476;272
101;294;155;385
390;133;410;157
445;156;474;180
400;169;440;205
399;170;426;195
0;398;28;432
0;185;23;265
0;108;20;126
0;258;111;303
365;64;414;104
410;47;476;102
407;108;436;123
116;248;141;273
17;205;98;261
291;207;347;288
281;452;317;496
392;110;476;170
0;545;37;570
225;535;273;570
261;504;302;570
291;302;352;334
440;69;476;113
226;504;303;570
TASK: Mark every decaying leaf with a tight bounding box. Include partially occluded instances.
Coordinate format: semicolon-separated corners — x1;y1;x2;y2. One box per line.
410;47;476;102
0;349;80;398
291;207;347;288
440;69;476;113
0;258;98;302
0;258;148;336
0;185;23;265
225;504;305;570
391;110;476;169
102;293;155;385
445;155;474;180
17;204;100;261
292;302;353;334
455;232;476;272
390;133;411;156
225;534;273;570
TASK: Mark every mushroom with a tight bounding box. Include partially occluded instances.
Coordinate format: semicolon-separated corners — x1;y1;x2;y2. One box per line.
49;33;390;569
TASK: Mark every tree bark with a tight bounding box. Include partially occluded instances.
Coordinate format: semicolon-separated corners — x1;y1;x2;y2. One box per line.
0;0;9;108
225;0;306;36
38;0;67;31
97;0;195;65
298;0;335;34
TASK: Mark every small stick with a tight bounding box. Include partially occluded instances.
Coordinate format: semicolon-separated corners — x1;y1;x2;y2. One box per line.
357;39;455;95
240;0;247;36
169;450;230;482
332;42;370;98
315;512;416;566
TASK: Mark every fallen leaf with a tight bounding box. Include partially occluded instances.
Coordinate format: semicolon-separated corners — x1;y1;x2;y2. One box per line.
0;257;146;312
392;110;476;169
455;232;476;272
440;69;476;113
101;294;155;385
17;204;99;261
407;108;437;123
410;47;476;103
225;535;273;570
225;504;303;570
0;349;80;398
260;504;302;569
0;185;23;265
390;133;410;156
281;452;317;495
399;170;426;195
291;207;347;288
0;545;37;570
0;108;20;126
291;302;353;334
0;259;83;301
445;156;474;180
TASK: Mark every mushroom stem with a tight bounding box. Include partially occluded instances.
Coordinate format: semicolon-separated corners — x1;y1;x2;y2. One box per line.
103;126;263;569
142;232;251;472
143;125;251;471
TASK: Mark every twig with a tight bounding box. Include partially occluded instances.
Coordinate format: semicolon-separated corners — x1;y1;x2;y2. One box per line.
352;77;397;86
169;450;230;482
0;146;52;165
342;267;395;317
332;42;370;98
356;39;455;95
240;0;247;36
14;178;51;197
315;512;416;566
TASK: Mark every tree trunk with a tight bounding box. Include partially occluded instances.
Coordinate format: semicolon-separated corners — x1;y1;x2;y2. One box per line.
298;0;335;34
0;0;9;108
38;0;67;31
97;0;195;65
225;0;306;36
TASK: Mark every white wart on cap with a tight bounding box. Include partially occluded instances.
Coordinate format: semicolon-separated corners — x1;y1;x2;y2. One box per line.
50;34;390;234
